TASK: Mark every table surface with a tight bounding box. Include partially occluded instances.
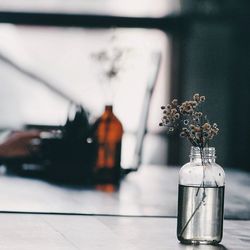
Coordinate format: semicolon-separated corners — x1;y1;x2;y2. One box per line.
0;164;249;249
0;213;249;250
0;165;249;219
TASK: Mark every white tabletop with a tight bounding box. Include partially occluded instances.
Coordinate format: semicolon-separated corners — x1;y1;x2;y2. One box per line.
0;213;248;250
0;165;249;219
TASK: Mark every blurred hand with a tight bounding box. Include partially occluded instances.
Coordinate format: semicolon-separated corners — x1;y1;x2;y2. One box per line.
0;130;40;158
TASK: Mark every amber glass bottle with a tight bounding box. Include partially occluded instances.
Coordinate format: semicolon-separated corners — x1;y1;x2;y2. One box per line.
93;105;123;190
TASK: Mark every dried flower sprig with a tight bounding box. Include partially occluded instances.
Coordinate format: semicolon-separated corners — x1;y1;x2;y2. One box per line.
91;47;125;81
159;93;219;148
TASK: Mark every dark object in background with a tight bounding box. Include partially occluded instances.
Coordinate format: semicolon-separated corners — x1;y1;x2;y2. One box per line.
40;104;94;183
5;104;127;186
91;105;123;189
6;104;95;184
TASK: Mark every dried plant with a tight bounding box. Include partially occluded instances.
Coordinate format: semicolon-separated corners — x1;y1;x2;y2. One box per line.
159;93;219;149
161;94;221;240
91;32;131;105
91;47;125;81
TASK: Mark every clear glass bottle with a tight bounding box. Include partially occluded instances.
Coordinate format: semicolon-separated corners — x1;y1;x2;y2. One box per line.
177;146;225;244
92;105;123;190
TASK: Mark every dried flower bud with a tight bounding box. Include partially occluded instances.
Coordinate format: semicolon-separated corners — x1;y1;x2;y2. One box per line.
174;113;180;119
172;108;177;114
186;105;193;113
172;99;178;106
195;112;202;117
193;93;200;101
200;96;206;102
194;126;201;132
212;128;219;134
202;123;211;130
192;101;198;108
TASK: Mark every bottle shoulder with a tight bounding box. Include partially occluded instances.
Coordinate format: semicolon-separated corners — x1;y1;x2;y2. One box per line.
98;112;123;126
179;161;225;187
180;161;224;171
92;114;123;141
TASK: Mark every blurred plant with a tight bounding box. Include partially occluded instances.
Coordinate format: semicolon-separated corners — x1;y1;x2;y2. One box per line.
159;93;219;149
91;32;131;105
91;47;125;82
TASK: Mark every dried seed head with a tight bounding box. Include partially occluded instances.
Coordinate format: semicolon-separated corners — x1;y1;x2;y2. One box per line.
172;108;177;114
159;93;218;147
172;99;178;106
174;113;180;119
200;96;206;102
202;122;211;130
192;102;198;108
195;112;202;117
193;93;200;101
194;126;201;132
185;105;193;113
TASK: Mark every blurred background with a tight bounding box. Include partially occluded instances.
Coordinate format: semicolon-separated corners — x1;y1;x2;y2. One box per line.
0;0;249;170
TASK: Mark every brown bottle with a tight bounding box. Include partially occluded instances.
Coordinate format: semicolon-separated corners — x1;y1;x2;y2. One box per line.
93;105;123;190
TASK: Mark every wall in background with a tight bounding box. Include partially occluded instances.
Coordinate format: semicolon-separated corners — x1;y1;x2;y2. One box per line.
174;19;250;170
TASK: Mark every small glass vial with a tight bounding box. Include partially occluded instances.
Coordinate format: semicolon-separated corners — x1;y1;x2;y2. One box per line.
92;105;123;190
177;147;225;244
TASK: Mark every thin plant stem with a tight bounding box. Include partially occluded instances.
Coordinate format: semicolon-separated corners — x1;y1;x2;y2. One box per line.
181;146;207;238
179;187;207;238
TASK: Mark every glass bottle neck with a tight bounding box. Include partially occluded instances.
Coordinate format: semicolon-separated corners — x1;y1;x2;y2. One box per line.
189;146;216;164
190;156;216;163
105;105;113;113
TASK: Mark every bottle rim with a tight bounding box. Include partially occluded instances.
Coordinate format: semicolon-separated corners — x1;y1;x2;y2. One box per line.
190;146;216;158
